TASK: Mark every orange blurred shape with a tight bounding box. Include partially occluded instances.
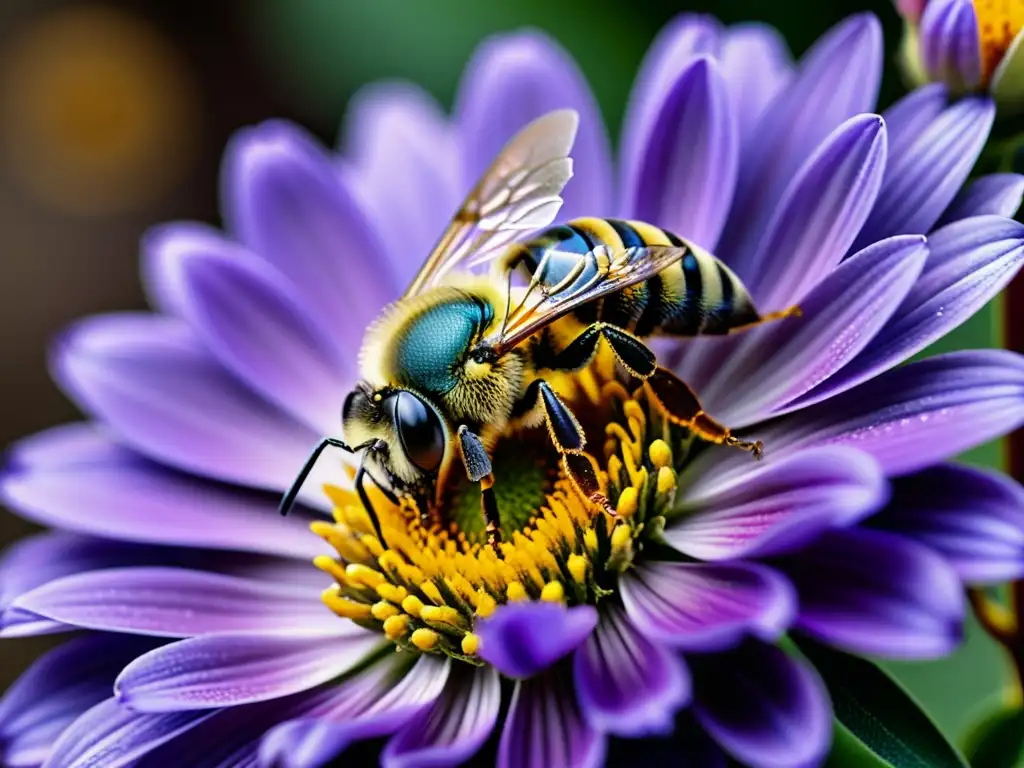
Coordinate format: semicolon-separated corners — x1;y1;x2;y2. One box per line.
0;5;200;216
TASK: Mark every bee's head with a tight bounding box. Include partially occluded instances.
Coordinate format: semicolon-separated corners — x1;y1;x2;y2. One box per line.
342;383;447;488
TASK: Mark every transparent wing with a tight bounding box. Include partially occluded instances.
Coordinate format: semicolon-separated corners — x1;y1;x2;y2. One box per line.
402;109;579;297
484;245;691;356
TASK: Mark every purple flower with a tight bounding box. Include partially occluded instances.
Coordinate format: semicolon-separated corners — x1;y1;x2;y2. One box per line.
896;0;1024;111
3;11;1024;768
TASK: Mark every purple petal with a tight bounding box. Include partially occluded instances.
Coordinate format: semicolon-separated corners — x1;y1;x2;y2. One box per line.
0;534;171;637
1;424;324;560
625;56;738;250
143;223;351;433
920;0;983;90
719;13;882;279
741;113;887;311
456;31;612;218
620;560;795;651
819;539;960;656
342;83;461;288
874;463;1024;584
855;97;994;247
46;698;213;768
11;566;337;638
0;635;155;767
259;654;449;768
781;528;963;658
115;631;382;711
573;602;690;737
382;665;500;768
620;14;722;192
671;446;887;560
941;174;1024;223
477;602;597;679
222;120;395;341
704;235;927;425
762;350;1024;475
882;84;948;159
499;668;605;768
692;640;831;768
50;313;328;497
798;216;1024;408
719;24;793;146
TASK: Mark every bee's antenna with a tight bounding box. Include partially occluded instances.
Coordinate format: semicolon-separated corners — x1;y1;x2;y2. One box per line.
278;437;370;517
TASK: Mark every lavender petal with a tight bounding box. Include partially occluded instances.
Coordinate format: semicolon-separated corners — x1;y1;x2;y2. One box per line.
719;24;793;146
620;560;795;651
477;602;597;679
920;0;983;91
939;173;1024;223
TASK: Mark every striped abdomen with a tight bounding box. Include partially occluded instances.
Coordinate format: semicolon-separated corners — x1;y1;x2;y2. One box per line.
506;217;760;337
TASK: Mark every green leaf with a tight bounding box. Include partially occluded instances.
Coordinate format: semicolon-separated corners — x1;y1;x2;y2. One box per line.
963;706;1024;768
795;636;969;768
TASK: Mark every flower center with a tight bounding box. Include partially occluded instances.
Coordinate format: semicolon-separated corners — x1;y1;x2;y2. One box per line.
974;0;1024;83
311;368;686;664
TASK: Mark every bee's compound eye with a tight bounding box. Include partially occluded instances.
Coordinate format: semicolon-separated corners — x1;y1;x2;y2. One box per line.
392;392;444;473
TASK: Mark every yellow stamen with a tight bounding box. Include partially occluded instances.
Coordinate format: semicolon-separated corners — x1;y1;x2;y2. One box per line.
461;632;480;656
376;583;408;603
476;591;497;618
402;595;425;618
420;582;443;605
568;554;588;584
507;582;527;601
541;581;565;603
411;628;440;651
346;563;384;589
383;614;409;639
322;589;372;620
975;0;1024;84
371;601;399;621
657;466;677;494
649;439;672;469
610;522;633;552
616;486;639;519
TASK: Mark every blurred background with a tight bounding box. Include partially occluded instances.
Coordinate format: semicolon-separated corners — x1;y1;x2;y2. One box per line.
0;0;1008;747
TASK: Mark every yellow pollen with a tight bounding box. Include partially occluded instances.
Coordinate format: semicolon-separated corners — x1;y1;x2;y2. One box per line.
568;554;588;584
507;582;528;601
376;583;408;603
322;589;372;620
371;601;399;621
420;605;464;627
476;591;498;618
584;527;599;554
402;595;425;618
541;581;565;603
312;555;346;582
975;0;1024;84
420;582;444;605
411;628;440;651
611;522;633;552
346;563;384;589
616;486;639;519
649;439;673;469
461;632;480;655
360;535;385;558
383;614;410;639
657;466;677;494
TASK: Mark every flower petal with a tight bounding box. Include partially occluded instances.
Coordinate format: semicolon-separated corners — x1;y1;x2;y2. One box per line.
1;424;324;560
50;313;327;497
573;602;690;737
873;464;1024;584
382;665;500;768
342;83;461;287
719;13;882;279
763;350;1024;475
882;83;948;158
46;698;213;768
456;31;612;218
477;602;597;679
855;96;994;247
740;113;887;311
620;14;722;191
778;528;963;658
143;224;351;433
939;173;1024;223
706;234;927;425
258;655;449;768
115;631;382;711
0;635;154;767
625;56;738;249
792;217;1024;410
719;24;792;146
692;640;831;768
620;561;795;650
671;446;887;560
498;667;605;768
222;120;395;338
11;566;337;638
920;0;983;90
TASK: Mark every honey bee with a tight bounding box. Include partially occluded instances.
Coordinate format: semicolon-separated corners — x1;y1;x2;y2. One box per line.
279;109;798;548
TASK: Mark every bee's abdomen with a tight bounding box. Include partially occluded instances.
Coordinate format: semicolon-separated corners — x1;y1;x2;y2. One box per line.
511;217;759;338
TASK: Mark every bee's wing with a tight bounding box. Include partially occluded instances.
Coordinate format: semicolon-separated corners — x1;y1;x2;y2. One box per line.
402;109;579;298
484;245;690;356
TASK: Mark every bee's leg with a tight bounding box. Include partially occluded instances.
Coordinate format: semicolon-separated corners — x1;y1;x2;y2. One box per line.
549;323;657;380
457;426;501;551
645;367;763;459
521;380;614;515
727;304;803;334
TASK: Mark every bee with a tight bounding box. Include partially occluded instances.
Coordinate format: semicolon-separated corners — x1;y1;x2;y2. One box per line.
279;109;799;549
